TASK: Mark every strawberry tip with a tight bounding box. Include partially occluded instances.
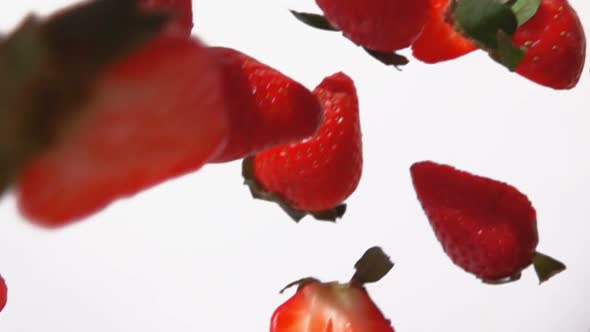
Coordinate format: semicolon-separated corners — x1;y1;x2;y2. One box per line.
351;247;394;286
242;156;346;223
533;251;566;284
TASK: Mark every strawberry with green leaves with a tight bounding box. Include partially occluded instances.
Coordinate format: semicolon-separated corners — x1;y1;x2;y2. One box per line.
410;161;566;284
208;47;323;163
411;0;477;63
16;34;229;227
315;0;429;52
243;72;361;222
271;247;395;332
140;0;193;36
0;275;6;313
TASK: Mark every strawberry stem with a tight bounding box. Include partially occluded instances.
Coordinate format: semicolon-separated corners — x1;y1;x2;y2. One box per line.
350;247;394;286
533;251;566;284
289;10;338;31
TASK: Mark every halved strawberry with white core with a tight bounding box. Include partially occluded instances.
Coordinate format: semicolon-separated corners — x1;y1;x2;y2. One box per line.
16;35;228;227
271;247;395;332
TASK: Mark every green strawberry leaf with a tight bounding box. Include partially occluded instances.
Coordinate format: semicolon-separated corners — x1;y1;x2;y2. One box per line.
363;47;409;70
289;10;338;31
351;247;394;285
510;0;541;26
533;252;566;284
452;0;524;71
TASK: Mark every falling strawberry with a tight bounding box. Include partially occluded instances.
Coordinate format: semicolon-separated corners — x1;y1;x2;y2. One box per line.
208;47;323;163
0;274;6;313
243;72;362;222
512;0;586;89
271;247;395;332
16;34;229;227
411;0;478;63
410;161;566;284
140;0;193;36
315;0;429;52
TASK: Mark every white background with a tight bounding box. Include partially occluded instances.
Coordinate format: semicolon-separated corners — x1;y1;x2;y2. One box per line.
1;0;589;331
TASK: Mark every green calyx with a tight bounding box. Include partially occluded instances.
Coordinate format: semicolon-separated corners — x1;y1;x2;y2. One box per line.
533;251;567;284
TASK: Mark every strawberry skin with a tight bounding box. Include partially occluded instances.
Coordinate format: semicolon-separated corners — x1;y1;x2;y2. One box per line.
248;72;362;217
16;35;228;227
271;281;394;332
0;275;6;313
209;47;323;163
140;0;193;36
316;0;429;52
411;0;477;63
410;161;565;283
513;0;585;89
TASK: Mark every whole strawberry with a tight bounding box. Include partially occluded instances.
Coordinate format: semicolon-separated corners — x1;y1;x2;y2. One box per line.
271;247;395;332
0;274;6;313
208;47;323;163
410;161;565;284
140;0;193;36
16;35;228;227
411;0;477;63
315;0;429;52
512;0;586;89
243;72;362;222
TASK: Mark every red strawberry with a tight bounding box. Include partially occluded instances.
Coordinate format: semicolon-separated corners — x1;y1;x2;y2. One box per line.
315;0;429;52
243;72;362;222
411;0;478;63
271;247;395;332
410;161;566;284
512;0;586;89
0;275;6;313
209;47;323;163
140;0;193;36
16;35;228;227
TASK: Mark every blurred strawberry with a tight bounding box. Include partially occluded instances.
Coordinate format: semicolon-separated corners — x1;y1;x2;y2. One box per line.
16;35;228;227
512;0;586;89
0;275;6;313
410;161;566;284
271;247;395;332
315;0;429;52
243;72;361;222
140;0;193;36
209;47;322;163
411;0;477;63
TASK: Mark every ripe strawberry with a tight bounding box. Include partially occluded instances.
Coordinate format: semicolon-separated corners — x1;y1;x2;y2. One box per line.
315;0;429;52
512;0;586;89
16;35;228;227
0;274;6;313
410;161;566;284
243;72;362;222
140;0;193;36
411;0;478;63
271;247;395;332
209;47;323;163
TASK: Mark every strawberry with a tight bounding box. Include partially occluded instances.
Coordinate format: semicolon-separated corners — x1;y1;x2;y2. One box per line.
209;47;323;163
271;247;395;332
512;0;586;89
0;274;6;313
315;0;429;52
410;161;566;284
242;72;362;222
411;0;478;63
140;0;193;36
16;35;228;227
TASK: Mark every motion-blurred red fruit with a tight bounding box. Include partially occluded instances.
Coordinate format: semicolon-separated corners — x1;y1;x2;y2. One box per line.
140;0;193;36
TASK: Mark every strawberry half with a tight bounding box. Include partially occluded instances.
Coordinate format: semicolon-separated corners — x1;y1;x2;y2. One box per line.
16;35;228;227
315;0;429;52
512;0;586;89
411;0;477;63
0;275;6;313
140;0;193;36
243;72;362;222
410;161;566;284
208;47;323;163
271;247;395;332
